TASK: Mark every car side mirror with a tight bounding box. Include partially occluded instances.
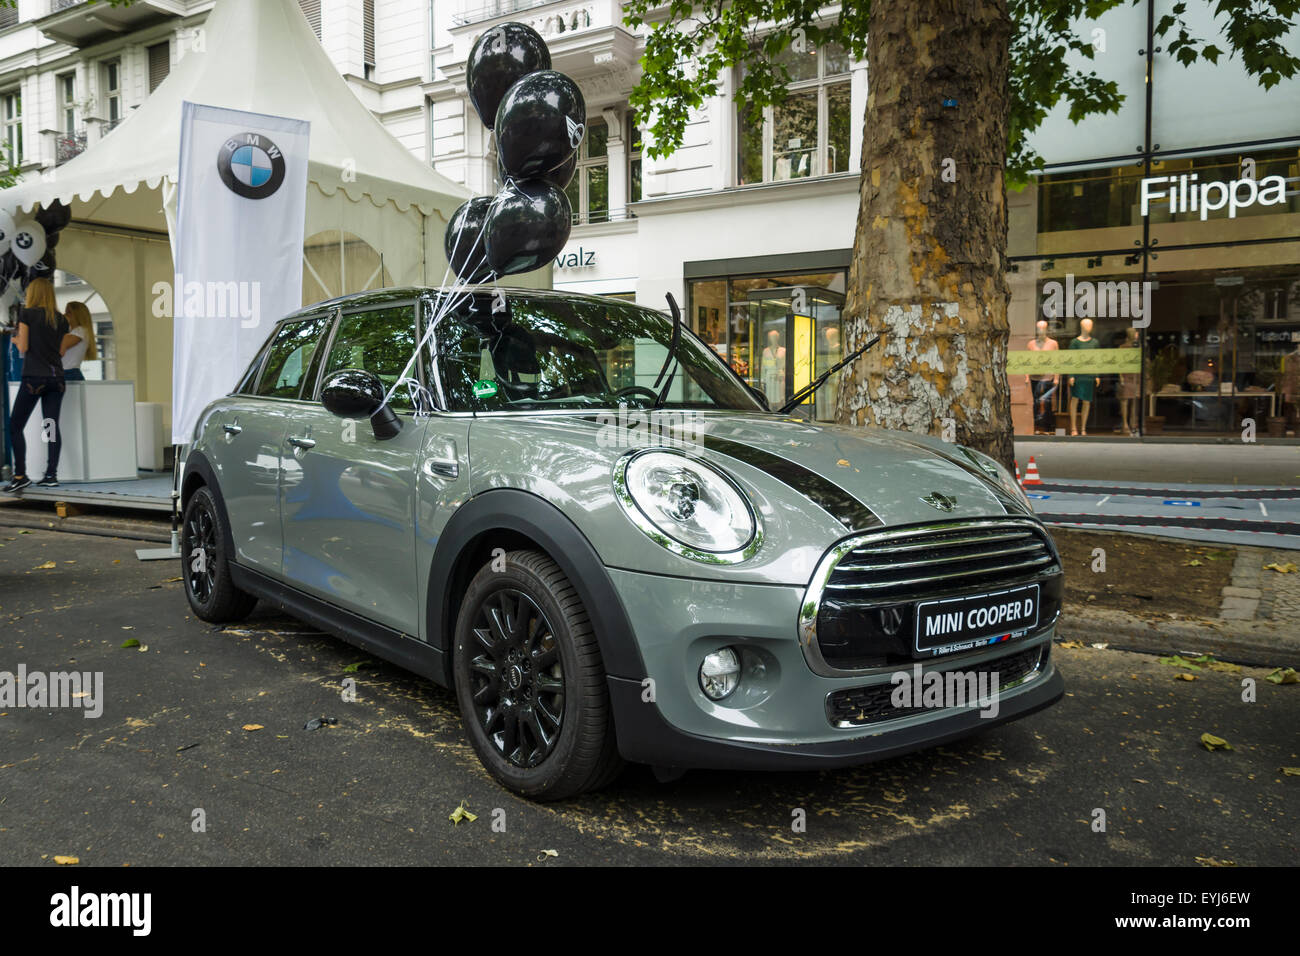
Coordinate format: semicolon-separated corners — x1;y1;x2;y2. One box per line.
321;368;402;440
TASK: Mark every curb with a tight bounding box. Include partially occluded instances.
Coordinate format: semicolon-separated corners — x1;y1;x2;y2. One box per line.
0;511;170;545
1058;605;1297;668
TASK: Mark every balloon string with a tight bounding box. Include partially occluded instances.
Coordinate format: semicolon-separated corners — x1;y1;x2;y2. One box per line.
375;183;515;414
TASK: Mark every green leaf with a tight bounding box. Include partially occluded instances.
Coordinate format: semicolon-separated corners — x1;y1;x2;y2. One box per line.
120;638;140;649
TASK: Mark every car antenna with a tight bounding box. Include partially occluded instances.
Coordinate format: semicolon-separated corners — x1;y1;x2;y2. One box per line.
776;333;881;415
652;292;683;408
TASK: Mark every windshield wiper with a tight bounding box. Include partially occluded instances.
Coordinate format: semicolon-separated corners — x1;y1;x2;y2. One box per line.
775;333;881;416
651;292;683;410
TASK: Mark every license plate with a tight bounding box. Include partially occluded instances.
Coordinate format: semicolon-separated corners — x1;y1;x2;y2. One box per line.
914;583;1040;656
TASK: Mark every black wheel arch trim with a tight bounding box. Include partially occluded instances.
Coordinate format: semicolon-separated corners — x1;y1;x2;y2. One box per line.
426;488;646;687
179;450;238;561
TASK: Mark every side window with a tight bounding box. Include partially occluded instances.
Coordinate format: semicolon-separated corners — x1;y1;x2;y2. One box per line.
256;315;330;399
322;304;419;407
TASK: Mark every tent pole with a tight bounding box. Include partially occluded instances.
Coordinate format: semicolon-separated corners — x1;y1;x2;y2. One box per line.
136;444;183;561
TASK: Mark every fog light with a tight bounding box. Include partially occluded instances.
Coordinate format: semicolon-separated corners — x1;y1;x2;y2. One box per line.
699;647;740;700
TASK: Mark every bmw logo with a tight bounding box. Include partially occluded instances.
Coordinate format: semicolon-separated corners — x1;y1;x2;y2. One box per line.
217;133;286;200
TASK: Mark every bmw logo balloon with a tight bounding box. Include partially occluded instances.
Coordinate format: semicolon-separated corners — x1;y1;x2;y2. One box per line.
217;133;287;200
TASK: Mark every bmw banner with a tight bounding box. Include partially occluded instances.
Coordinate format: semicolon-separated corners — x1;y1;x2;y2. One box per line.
171;102;310;444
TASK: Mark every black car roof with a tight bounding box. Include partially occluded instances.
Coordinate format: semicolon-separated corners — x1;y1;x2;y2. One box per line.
277;286;655;325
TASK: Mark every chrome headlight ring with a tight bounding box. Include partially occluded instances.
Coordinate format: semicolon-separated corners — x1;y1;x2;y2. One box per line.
612;448;763;565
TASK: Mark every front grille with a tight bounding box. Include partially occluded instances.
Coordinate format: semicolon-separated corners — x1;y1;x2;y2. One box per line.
826;645;1047;728
827;521;1058;601
813;519;1062;671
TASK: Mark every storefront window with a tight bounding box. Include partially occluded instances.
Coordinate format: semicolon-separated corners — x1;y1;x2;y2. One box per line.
688;270;845;420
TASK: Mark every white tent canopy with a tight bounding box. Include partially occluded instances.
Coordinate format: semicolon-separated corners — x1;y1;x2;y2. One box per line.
0;0;481;424
7;0;471;221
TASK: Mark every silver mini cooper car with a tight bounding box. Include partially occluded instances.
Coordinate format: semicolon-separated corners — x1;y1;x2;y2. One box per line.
180;287;1064;800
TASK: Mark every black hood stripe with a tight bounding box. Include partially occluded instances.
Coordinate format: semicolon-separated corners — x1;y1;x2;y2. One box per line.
578;413;880;531
695;433;881;532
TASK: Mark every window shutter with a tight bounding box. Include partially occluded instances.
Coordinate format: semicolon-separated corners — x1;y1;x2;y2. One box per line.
0;8;18;29
298;0;321;39
363;0;375;67
147;42;170;93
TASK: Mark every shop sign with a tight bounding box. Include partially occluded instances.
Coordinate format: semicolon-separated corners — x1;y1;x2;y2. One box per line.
1008;348;1142;375
1139;173;1288;220
555;246;597;269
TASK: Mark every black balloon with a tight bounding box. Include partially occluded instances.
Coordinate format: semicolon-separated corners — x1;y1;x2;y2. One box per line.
483;179;571;277
28;248;55;280
495;70;586;182
34;200;71;235
444;196;496;283
466;22;551;131
497;144;576;191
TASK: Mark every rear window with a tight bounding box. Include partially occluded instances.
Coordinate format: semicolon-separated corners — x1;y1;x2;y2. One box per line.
256;315;331;399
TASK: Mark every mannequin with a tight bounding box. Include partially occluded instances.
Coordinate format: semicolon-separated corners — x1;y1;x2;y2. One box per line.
1067;317;1100;436
1026;319;1059;434
1117;327;1140;436
761;329;786;408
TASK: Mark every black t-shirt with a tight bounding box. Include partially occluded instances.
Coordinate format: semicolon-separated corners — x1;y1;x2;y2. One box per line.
18;307;69;379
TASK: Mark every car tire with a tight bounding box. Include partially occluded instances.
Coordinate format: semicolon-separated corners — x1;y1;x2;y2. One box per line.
453;549;623;800
182;485;257;623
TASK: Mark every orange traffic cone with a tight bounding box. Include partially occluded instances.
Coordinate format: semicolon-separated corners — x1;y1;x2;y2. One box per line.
1022;456;1043;486
1014;460;1022;486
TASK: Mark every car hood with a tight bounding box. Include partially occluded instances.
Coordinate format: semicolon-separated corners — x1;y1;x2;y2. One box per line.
682;413;1023;530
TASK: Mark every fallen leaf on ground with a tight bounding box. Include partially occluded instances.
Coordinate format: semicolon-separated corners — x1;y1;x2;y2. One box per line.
1183;559;1203;567
1281;767;1300;776
341;661;372;674
1263;562;1297;573
1195;857;1236;867
449;801;477;825
53;855;79;865
242;724;264;732
120;638;140;649
1200;733;1233;752
1059;640;1085;649
537;849;559;861
1265;667;1298;685
1175;673;1197;681
34;561;55;570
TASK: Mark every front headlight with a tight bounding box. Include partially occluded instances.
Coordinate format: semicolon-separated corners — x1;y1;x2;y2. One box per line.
959;446;1034;513
613;450;760;563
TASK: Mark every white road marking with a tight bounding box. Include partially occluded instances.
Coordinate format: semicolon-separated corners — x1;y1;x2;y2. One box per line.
1096;496;1110;508
1260;501;1268;517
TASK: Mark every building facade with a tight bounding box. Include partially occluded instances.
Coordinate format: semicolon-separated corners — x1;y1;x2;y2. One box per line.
2;0;1297;435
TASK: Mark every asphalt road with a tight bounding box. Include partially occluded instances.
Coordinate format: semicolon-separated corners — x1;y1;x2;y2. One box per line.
1;527;1295;866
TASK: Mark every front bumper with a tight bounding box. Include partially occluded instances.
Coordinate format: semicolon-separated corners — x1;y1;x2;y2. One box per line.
604;566;1064;770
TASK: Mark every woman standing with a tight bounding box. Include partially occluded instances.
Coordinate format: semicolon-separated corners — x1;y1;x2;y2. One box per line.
61;301;97;381
4;278;77;492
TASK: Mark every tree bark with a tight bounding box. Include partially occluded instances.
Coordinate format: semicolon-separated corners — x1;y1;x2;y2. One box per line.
836;0;1015;467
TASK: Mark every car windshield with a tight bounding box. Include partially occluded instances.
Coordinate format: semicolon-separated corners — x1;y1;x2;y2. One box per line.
430;292;765;412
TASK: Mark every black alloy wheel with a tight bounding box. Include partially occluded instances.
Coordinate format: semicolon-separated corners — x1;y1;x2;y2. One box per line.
466;588;565;768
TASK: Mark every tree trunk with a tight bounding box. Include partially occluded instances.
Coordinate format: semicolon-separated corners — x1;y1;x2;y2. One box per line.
836;0;1014;467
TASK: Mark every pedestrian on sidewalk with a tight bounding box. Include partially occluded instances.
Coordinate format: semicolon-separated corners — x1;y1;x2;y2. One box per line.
5;278;77;493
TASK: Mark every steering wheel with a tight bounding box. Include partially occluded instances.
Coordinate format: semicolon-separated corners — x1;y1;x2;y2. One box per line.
613;385;660;407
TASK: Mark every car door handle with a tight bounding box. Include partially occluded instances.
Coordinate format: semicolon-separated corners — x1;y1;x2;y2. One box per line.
422;457;459;480
288;436;316;450
223;423;242;435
